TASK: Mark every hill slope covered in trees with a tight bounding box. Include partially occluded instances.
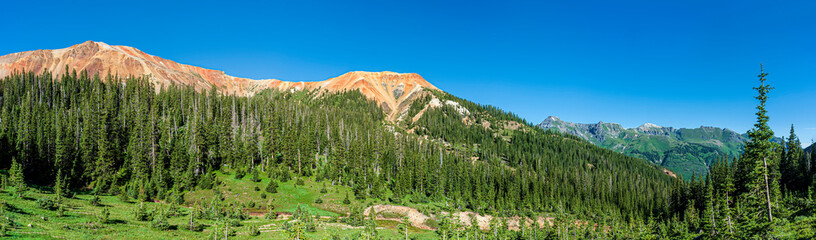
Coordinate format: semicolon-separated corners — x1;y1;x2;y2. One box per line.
0;69;680;238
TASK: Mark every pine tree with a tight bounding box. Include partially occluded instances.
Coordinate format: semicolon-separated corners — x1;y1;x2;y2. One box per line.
10;157;26;197
782;125;805;191
398;216;411;240
739;64;778;236
55;169;65;202
265;179;278;193
343;192;351;205
701;175;716;237
721;158;736;237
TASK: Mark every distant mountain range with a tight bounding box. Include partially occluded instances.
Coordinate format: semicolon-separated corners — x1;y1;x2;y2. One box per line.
537;116;781;179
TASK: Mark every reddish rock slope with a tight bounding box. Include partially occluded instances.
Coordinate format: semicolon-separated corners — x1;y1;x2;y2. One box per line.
0;41;438;120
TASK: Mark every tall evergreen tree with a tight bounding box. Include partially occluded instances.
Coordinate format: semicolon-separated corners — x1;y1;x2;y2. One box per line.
781;125;805;192
738;64;779;236
10;157;25;197
701;175;716;237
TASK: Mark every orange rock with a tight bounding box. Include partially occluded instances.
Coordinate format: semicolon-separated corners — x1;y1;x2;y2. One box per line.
0;41;440;121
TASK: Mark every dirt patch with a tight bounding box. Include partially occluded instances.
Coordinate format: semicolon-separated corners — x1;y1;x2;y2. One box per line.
359;204;587;233
462;116;473;125
364;204;434;230
453;214;559;230
663;168;678;178
323;222;365;230
246;211;268;217
501;120;526;132
453;211;492;230
481;120;492;130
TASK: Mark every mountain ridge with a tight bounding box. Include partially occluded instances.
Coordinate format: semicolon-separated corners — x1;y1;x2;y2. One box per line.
0;41;437;121
538;115;759;178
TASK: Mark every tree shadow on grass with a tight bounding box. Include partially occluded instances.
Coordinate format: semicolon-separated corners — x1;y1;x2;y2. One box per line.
108;219;128;225
4;202;29;215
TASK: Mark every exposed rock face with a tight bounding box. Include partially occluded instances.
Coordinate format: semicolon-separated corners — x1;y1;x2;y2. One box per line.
307;71;438;120
0;41;266;95
539;116;752;145
0;41;438;121
637;123;674;136
539;116;625;143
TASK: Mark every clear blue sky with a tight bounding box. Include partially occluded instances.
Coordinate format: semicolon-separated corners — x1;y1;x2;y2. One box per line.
2;0;815;145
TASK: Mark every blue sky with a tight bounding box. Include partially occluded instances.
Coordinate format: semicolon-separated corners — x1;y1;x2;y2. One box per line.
2;0;815;145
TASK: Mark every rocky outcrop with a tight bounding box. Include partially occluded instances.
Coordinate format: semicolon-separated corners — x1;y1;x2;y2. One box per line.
0;41;439;121
538;116;624;143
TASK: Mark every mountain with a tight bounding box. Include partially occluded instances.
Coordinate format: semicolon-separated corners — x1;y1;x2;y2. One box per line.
0;41;437;121
538;116;754;179
0;42;678;238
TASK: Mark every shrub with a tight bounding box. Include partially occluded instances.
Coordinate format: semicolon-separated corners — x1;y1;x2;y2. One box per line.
229;219;242;227
36;197;57;210
187;221;205;232
264;212;276;220
390;196;402;204
248;224;261;236
260;193;267;199
342;193;351;205
234;169;246;180
151;209;171;230
118;187;130;203
424;218;439;229
266;180;278;193
254;186;260;192
250;169;261;183
343;205;365;227
279;167;291;182
98;208;110;224
296;178;305;186
411;194;429;204
167;202;180;218
90;195;102;206
134;202;151;221
314;197;323;204
57;204;66;217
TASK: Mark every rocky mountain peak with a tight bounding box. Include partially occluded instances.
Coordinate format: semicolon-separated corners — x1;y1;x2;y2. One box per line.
0;41;445;122
639;123;661;129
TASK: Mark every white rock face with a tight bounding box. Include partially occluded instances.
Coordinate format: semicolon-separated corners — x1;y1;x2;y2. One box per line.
444;100;470;116
641;123;661;129
420;97;470;119
428;98;442;108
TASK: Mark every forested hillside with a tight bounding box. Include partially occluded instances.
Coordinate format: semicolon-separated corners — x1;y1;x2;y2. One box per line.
0;69;680;238
0;67;813;239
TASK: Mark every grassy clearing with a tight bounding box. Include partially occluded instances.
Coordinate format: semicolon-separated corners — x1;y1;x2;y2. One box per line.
0;171;442;239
